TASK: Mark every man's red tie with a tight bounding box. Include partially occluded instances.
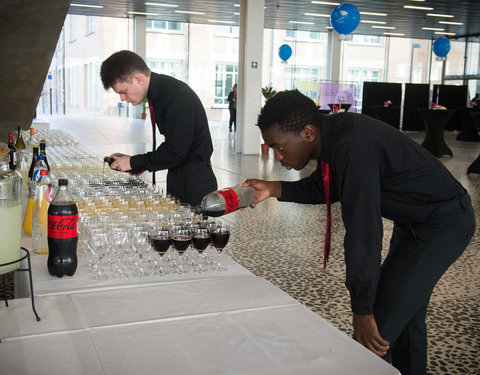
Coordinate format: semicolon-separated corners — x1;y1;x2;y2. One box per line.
321;161;332;269
148;100;156;185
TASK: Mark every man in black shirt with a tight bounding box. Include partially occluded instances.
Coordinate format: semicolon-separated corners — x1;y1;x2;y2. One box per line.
100;50;217;205
246;90;475;375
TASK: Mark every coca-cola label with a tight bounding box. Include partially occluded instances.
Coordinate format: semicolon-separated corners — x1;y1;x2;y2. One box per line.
48;215;78;239
217;188;239;214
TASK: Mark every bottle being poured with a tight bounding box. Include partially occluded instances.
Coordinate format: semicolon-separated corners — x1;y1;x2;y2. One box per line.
200;185;256;217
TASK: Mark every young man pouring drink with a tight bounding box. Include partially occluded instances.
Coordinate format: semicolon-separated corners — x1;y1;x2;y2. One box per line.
245;90;475;375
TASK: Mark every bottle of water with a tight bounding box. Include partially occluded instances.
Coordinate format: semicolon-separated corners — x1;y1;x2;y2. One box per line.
32;168;54;254
200;185;256;217
32;155;48;183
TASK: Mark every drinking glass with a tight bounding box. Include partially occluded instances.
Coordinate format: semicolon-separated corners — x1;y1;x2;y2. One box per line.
86;230;109;279
191;227;211;272
211;224;230;271
170;227;192;273
149;227;170;275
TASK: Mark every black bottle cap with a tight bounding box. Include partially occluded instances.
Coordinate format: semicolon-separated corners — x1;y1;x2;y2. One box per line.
58;179;68;186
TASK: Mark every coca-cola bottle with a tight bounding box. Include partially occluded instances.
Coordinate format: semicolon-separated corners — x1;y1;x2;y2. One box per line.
200;185;256;217
47;179;78;277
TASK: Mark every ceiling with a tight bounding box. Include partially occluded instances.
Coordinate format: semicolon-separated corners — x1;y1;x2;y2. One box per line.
68;0;480;41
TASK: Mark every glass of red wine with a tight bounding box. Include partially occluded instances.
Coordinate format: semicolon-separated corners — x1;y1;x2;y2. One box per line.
150;227;171;275
211;224;230;271
170;227;192;273
192;227;211;272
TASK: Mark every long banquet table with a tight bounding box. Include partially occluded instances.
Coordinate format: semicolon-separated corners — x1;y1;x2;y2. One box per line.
1;240;400;374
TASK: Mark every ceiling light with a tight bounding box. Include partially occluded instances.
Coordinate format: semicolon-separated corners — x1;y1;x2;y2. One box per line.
145;2;178;7
383;32;405;36
360;12;388;17
234;4;240;6
372;26;396;29
408;0;426;2
422;27;444;31
435;31;456;35
175;10;206;15
311;1;340;5
439;21;463;25
128;11;159;16
426;13;454;18
326;26;333;29
305;12;330;17
289;21;315;25
70;3;104;8
361;20;387;24
208;19;235;24
233;12;240;15
403;5;434;10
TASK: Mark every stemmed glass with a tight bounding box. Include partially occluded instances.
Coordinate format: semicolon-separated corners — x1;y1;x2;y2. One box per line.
130;229;151;277
107;229;130;278
170;227;192;273
211;224;230;271
150;227;170;275
191;227;211;272
86;230;109;279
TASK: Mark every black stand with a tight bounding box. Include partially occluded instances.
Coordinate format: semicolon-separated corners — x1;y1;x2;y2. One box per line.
1;247;41;342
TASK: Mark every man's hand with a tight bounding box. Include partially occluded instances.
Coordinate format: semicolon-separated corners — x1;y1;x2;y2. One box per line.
110;154;132;172
352;314;390;357
243;179;281;208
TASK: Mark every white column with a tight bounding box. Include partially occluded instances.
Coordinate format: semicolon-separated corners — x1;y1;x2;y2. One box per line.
237;0;264;155
326;30;341;82
133;15;146;119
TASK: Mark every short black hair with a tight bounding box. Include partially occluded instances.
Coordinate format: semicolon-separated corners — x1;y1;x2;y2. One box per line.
100;50;150;90
256;90;320;134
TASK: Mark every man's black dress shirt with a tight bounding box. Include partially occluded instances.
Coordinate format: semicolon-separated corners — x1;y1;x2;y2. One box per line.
280;113;465;315
130;73;215;173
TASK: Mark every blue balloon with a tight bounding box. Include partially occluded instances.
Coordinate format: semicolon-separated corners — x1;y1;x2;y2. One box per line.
433;37;451;58
278;44;292;62
330;3;360;36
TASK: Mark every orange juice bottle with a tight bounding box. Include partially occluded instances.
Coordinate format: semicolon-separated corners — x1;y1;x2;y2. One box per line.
22;181;35;236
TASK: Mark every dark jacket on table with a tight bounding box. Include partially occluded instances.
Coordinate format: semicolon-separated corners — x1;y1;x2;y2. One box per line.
279;112;466;315
130;73;217;204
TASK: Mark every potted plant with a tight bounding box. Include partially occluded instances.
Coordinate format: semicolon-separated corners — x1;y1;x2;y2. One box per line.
262;86;277;101
261;87;277;155
141;99;148;119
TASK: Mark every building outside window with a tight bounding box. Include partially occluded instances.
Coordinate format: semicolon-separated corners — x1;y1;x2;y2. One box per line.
147;60;183;79
147;20;182;32
215;25;239;37
86;16;95;35
214;63;238;105
86;62;99;109
69;15;76;42
286;29;321;42
349;34;383;46
347;68;381;111
285;66;321;90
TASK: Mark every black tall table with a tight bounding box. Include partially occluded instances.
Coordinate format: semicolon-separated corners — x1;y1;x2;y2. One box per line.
467;112;480;174
418;109;455;157
372;105;400;129
328;103;351;113
456;107;480;142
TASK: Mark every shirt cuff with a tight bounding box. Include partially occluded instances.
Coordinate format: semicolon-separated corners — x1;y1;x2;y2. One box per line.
130;154;148;172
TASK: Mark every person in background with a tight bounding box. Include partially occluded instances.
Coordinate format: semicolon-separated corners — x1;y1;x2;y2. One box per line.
227;83;237;132
245;90;475;375
100;50;217;205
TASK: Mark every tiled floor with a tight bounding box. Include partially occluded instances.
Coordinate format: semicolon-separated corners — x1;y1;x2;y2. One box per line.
49;114;480;375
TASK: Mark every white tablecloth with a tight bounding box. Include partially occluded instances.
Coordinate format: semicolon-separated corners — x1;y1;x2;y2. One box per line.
4;249;400;374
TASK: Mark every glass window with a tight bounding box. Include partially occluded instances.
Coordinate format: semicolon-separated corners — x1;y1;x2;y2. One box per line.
284;66;321;90
349;34;383;45
147;60;183;79
146;20;182;32
215;25;239;37
347;68;380;111
286;29;321;41
86;16;95;35
214;64;238;105
86;62;99;109
69;15;76;42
